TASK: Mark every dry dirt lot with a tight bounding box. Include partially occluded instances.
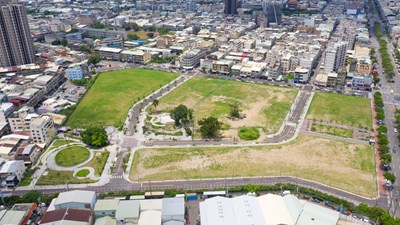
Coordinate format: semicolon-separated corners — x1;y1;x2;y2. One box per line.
130;134;377;198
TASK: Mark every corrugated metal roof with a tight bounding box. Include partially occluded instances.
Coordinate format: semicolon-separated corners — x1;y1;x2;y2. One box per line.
55;190;95;206
138;210;161;225
94;199;119;212
161;198;184;217
115;200;139;220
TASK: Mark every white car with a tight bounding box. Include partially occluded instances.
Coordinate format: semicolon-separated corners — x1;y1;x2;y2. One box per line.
394;128;398;133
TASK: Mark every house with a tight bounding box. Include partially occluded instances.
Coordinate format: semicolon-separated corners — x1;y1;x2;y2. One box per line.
40;208;93;225
120;50;151;64
14;144;40;166
0;160;25;187
94;199;119;218
51;190;97;210
115;200;140;223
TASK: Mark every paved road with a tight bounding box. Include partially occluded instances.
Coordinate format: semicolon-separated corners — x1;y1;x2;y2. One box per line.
368;0;400;216
9;176;387;207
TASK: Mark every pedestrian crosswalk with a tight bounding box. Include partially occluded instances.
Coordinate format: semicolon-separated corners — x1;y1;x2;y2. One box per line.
109;175;123;179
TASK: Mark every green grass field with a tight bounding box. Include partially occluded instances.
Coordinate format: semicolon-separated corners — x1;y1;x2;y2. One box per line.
67;68;179;127
55;146;90;167
311;124;353;138
238;127;260;140
37;170;95;185
51;139;76;149
307;93;372;129
130;134;376;197
76;169;90;177
154;77;297;135
81;151;110;176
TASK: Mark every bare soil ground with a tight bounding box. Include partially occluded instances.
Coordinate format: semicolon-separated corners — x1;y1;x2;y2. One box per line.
130;134;376;198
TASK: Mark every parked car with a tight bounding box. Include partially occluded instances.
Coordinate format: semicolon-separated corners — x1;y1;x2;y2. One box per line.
394;128;398;133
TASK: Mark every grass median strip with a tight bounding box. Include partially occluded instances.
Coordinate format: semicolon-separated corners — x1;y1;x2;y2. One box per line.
311;124;353;138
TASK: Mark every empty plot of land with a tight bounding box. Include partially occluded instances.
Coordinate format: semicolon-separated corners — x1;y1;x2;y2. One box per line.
67;68;179;128
306;93;372;129
154;77;298;135
130;135;376;197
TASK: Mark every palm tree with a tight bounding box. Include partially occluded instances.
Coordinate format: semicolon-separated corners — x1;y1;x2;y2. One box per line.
152;99;159;113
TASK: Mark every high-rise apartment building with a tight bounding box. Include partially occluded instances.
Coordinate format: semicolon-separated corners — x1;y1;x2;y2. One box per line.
0;0;35;67
224;0;237;15
324;42;347;73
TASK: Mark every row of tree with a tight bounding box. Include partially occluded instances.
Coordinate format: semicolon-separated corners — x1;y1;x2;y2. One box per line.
374;92;396;183
379;39;396;78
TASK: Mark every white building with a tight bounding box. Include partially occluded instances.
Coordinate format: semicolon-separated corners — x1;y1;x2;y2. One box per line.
200;194;340;225
324;42;347;73
116;200;140;223
181;49;206;69
30;116;54;144
162;198;185;223
67;61;88;80
8;107;38;132
51;190;97;210
0;160;25;187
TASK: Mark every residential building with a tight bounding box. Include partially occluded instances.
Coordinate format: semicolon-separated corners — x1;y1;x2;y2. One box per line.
324;42;347;73
77;13;97;25
356;57;372;75
352;75;373;90
29;116;54;144
314;73;338;87
77;28;127;39
0;0;35;67
181;49;206;69
67;61;88;80
94;47;122;61
120;50;151;64
33;73;64;94
0;160;25;187
224;0;237;15
212;60;234;74
0;133;30;159
8;107;39;132
293;66;311;83
41;208;93;225
14;143;40;166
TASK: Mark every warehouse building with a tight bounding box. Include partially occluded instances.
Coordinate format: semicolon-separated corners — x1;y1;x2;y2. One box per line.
200;193;339;225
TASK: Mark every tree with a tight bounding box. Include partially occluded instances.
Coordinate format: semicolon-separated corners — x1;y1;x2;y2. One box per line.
60;39;68;46
243;184;260;193
229;103;241;118
170;104;191;126
127;33;140;40
21;190;42;203
88;54;101;65
147;32;154;38
152;99;159;112
384;172;396;183
198;116;222;138
158;27;170;35
81;126;108;147
378;125;387;133
90;22;105;29
131;23;141;31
